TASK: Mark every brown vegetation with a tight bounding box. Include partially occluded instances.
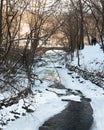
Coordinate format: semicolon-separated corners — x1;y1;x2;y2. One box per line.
0;0;104;101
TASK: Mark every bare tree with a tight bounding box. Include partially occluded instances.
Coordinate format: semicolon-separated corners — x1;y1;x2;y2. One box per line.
0;0;31;93
78;0;84;49
0;0;63;91
84;0;104;51
0;0;3;47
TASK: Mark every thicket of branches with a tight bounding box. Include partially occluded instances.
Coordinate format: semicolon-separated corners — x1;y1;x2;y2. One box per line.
0;0;104;93
60;0;104;61
0;0;61;93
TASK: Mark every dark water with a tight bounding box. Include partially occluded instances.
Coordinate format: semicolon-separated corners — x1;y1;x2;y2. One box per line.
39;100;93;130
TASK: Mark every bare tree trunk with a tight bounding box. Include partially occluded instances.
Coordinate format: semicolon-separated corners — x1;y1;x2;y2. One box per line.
0;0;3;46
76;14;80;66
85;23;91;45
79;0;84;49
100;0;104;51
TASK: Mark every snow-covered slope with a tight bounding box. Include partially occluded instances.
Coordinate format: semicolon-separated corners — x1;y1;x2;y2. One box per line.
71;44;104;74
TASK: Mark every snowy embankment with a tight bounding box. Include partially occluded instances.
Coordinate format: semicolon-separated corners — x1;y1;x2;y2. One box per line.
1;44;104;130
70;44;104;74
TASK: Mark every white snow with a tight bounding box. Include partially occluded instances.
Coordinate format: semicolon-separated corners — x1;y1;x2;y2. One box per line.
71;44;104;73
1;44;104;130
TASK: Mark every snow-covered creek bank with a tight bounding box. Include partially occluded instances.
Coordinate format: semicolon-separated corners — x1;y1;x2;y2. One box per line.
1;47;104;130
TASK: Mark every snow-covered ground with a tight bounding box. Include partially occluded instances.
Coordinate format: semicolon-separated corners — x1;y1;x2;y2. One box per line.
1;44;104;130
70;44;104;73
